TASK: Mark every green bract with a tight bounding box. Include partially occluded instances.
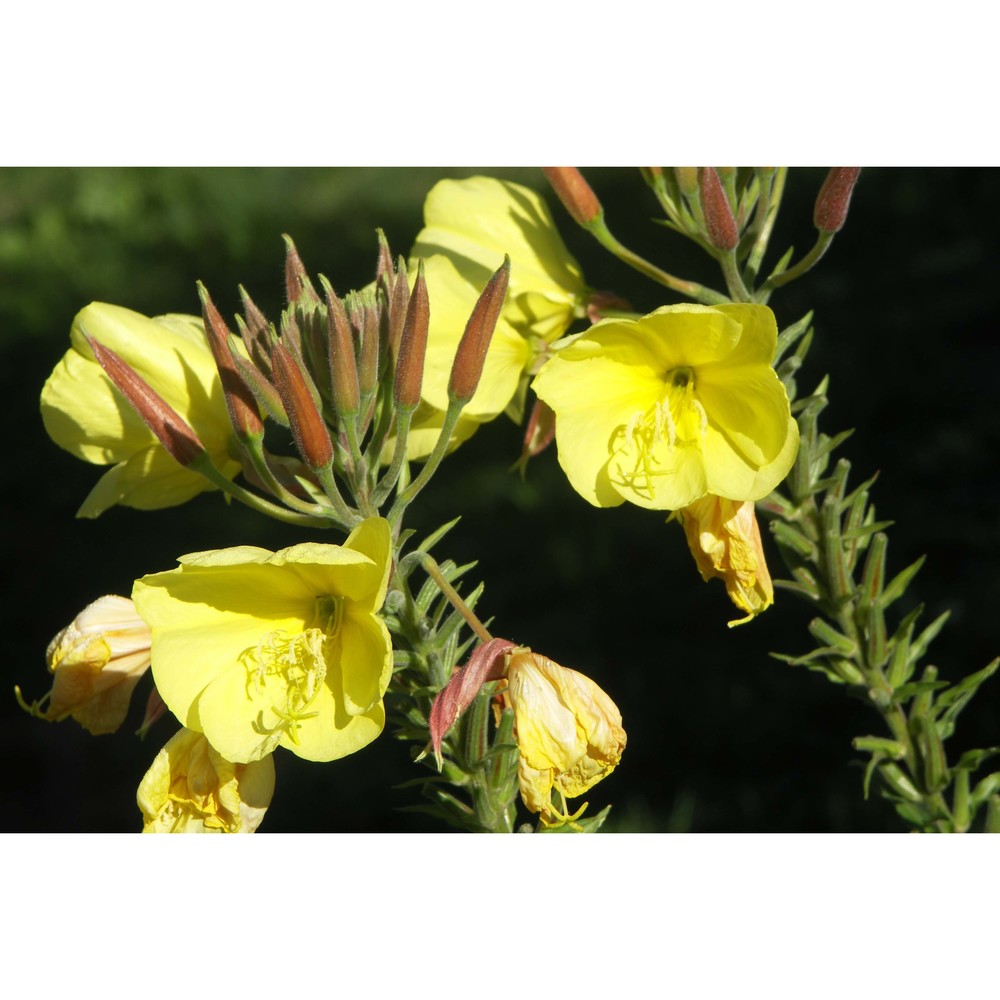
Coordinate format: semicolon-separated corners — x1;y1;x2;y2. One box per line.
132;517;393;765
532;303;799;510
40;303;241;516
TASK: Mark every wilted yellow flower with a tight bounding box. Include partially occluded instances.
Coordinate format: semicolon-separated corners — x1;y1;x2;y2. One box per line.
532;303;799;511
411;176;588;429
137;727;274;833
40;303;241;517
132;517;393;764
502;649;625;826
16;595;151;735
678;496;774;626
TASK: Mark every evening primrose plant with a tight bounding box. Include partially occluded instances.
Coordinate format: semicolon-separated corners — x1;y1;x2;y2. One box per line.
19;167;1000;833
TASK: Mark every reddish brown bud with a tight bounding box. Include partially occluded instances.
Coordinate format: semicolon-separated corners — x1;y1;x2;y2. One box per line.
270;341;334;469
319;275;361;418
388;256;411;360
197;282;264;441
393;259;430;410
283;234;321;308
237;285;274;375
814;168;862;233
542;167;603;226
698;167;739;251
136;685;168;739
375;229;395;298
448;256;510;403
85;336;207;467
428;637;515;764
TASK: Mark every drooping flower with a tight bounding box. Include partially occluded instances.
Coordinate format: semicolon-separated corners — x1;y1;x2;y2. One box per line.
502;649;626;826
137;727;274;833
677;496;774;626
411;176;588;428
132;516;393;764
16;595;151;735
40;303;242;517
531;303;799;511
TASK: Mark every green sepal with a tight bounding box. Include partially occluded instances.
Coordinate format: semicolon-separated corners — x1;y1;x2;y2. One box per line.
879;554;927;609
773;577;822;603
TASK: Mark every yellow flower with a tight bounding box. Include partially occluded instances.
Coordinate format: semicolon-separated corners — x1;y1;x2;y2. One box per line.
40;303;242;517
137;728;274;833
677;496;774;626
412;176;587;427
16;595;151;735
532;303;799;511
132;516;393;764
502;649;625;826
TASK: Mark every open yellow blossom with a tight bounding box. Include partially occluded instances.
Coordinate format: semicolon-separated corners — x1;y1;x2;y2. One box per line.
502;649;625;826
137;727;274;833
532;303;799;511
411;176;587;427
40;303;241;517
677;496;774;626
16;595;151;735
132;516;393;764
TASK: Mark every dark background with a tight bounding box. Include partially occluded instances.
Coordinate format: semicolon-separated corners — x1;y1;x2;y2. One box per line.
2;167;997;833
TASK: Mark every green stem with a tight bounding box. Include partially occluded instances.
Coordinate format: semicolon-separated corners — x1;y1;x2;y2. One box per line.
762;229;835;292
745;167;786;285
586;216;730;305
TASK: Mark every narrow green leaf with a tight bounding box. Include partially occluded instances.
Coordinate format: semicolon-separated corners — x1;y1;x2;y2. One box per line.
853;736;906;759
909;610;951;665
774;310;814;364
771;521;818;559
971;773;1000;809
865;600;889;670
984;796;1000;833
417;516;461;553
843;520;894;542
879;555;927;609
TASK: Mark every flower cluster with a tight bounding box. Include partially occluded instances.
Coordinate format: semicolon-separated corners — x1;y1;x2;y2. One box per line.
409;175;797;623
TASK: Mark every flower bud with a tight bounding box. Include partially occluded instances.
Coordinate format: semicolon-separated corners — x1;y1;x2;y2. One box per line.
137;728;275;833
674;167;699;197
319;275;361;418
197;283;264;441
542;167;603;226
698;167;739;251
283;234;321;309
814;168;862;233
428;637;516;766
237;285;275;375
85;335;208;468
678;496;774;626
270;340;334;469
16;595;151;735
393;259;430;411
502;648;626;826
448;256;510;404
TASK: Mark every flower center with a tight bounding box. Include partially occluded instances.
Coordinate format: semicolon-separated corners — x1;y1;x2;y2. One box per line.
240;595;346;746
610;366;707;499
